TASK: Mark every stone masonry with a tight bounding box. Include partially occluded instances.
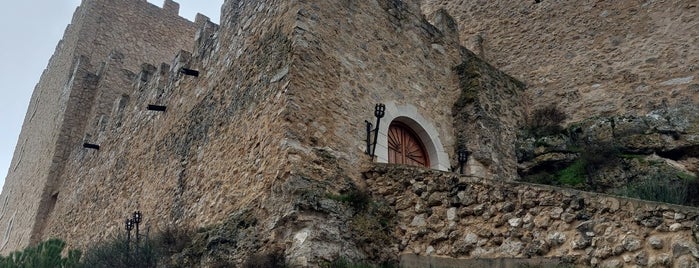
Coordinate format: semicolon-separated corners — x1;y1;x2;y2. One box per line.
0;0;696;266
0;0;201;253
422;0;699;121
366;164;699;267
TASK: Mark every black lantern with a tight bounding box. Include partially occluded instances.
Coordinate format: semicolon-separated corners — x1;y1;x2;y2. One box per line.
133;211;142;224
132;211;142;244
125;218;134;249
365;103;386;158
457;149;469;175
125;218;134;231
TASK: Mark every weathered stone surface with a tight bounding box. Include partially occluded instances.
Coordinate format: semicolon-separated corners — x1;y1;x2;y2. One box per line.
422;0;699;121
518;105;699;200
623;235;642;252
1;0;697;267
366;165;699;266
648;236;664;250
0;0;201;254
547;232;566;246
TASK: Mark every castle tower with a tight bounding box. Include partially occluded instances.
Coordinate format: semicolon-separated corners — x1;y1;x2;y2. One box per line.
0;0;201;253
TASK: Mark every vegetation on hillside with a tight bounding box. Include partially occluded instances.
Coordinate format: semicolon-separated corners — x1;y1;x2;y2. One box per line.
0;239;81;268
518;105;699;206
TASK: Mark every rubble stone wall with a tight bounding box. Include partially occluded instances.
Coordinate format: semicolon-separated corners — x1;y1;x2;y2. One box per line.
365;164;699;267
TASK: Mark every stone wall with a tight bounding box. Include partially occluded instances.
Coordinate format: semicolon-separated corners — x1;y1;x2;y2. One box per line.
365;164;699;267
286;0;462;179
278;1;528;263
453;48;526;180
286;0;526;182
0;0;199;254
6;0;692;266
34;0;300;260
422;0;699;121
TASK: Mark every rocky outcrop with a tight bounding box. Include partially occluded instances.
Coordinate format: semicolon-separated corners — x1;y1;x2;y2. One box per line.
518;105;699;204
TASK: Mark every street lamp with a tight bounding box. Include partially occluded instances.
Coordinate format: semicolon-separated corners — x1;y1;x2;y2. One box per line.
125;218;134;250
133;211;142;244
365;103;386;158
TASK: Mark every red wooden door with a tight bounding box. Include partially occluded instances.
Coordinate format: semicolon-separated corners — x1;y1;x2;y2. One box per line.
387;122;429;167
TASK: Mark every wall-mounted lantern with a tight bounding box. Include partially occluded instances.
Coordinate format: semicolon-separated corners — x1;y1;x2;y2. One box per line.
147;105;167;112
83;143;100;150
180;67;199;77
365;103;386;158
458;149;470;175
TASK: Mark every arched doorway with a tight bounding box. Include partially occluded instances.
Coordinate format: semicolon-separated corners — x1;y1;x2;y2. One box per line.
387;121;429;167
373;102;451;171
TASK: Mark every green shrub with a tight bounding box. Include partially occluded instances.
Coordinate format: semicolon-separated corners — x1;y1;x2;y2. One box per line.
557;160;586;186
327;189;371;212
0;238;81;268
616;175;690;205
676;171;697;181
81;234;157;268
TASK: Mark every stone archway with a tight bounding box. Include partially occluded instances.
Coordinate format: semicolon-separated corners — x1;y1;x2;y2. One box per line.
374;102;450;171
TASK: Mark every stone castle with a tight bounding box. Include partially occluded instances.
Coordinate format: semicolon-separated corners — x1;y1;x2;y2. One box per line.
1;0;698;267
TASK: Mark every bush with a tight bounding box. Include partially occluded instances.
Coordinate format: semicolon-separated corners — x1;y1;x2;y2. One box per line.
327;189;371;212
557;160;586;186
527;105;567;136
616;175;690;205
0;239;81;268
578;141;620;176
153;226;192;255
81;234;157;268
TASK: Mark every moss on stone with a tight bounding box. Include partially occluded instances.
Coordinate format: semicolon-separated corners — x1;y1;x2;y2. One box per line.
557;160;586;186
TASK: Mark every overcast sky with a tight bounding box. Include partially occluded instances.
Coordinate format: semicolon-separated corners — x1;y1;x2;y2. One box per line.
0;0;222;191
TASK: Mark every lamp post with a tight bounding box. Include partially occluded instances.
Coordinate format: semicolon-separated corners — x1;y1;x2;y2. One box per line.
125;218;134;251
365;103;386;158
458;150;469;175
133;211;142;245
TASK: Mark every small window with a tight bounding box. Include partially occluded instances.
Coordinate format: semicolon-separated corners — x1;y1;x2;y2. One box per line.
387;121;430;167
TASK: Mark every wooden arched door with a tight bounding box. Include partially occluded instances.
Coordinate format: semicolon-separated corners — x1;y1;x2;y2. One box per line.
387;121;430;167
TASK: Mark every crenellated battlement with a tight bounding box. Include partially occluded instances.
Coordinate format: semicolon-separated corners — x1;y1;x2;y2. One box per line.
162;0;180;15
